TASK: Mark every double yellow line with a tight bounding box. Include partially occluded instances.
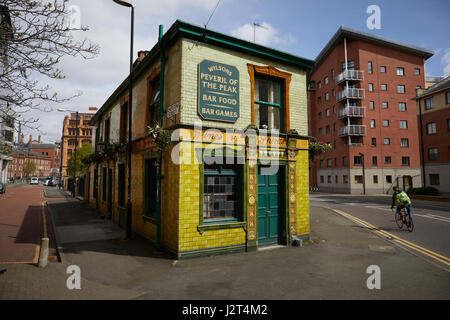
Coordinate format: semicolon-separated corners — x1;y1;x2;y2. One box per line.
323;206;450;268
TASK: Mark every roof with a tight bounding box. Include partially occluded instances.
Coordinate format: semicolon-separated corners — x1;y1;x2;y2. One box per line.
314;26;434;70
90;19;314;125
415;76;450;99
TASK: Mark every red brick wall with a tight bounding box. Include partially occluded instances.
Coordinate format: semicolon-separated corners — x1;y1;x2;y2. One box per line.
420;108;450;164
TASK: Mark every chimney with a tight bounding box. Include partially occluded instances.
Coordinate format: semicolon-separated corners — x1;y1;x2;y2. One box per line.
29;134;32;144
38;135;41;143
89;107;98;111
20;134;24;144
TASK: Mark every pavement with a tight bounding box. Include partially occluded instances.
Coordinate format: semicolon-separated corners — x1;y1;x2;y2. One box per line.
0;189;449;299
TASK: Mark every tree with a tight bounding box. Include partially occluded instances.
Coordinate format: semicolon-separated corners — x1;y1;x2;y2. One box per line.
67;141;91;176
309;141;332;165
0;1;99;129
23;158;36;177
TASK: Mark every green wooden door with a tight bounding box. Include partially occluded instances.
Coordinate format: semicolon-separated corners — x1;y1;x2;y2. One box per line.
257;168;281;245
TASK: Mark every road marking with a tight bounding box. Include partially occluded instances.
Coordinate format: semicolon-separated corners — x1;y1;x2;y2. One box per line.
364;205;391;211
322;206;450;267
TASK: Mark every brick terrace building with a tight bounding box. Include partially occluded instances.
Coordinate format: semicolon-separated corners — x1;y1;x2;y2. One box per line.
415;76;450;196
87;20;313;258
8;149;52;178
308;26;433;194
60;110;96;176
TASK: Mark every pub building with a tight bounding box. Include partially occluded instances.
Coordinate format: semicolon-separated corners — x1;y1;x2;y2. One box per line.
87;20;314;258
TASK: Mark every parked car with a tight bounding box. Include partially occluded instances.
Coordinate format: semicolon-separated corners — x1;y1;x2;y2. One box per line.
0;182;5;194
44;179;51;186
30;177;39;185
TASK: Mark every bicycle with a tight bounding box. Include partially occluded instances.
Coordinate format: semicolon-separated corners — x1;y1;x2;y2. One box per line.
393;205;414;232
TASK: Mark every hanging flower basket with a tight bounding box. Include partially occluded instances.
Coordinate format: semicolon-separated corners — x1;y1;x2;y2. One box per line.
148;125;172;151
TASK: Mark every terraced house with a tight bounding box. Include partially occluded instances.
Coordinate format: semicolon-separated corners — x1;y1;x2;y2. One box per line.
87;20;313;258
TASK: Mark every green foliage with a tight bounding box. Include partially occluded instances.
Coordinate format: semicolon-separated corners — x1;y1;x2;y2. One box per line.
309;142;332;163
23;159;36;177
406;187;440;196
67;142;92;176
148;125;172;151
81;142;128;165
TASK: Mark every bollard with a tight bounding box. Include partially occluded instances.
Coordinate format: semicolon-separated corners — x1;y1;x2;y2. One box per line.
38;237;49;268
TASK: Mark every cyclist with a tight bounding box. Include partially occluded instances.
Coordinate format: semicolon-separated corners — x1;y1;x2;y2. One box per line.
391;186;412;224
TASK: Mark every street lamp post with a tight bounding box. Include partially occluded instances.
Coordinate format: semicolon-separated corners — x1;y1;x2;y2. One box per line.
58;108;79;197
113;0;134;240
359;152;366;195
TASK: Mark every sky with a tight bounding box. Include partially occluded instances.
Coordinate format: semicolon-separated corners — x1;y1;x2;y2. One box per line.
23;0;450;144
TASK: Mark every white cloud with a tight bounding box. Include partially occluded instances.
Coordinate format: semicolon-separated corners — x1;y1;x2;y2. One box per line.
442;48;450;77
230;22;296;48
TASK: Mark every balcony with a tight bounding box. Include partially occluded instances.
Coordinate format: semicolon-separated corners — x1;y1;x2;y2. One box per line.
336;69;364;84
338;125;366;137
338;106;366;119
336;87;365;102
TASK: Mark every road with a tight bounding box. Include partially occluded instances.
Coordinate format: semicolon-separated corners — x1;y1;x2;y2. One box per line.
310;193;450;269
0;185;56;264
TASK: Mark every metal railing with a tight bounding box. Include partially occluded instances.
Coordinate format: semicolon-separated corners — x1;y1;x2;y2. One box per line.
336;87;365;102
336;69;364;84
338;106;366;119
338;125;366;137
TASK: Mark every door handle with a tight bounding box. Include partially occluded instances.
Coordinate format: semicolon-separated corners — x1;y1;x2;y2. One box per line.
266;210;271;215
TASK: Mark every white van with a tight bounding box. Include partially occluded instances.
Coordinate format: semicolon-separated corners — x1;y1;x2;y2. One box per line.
30;177;39;185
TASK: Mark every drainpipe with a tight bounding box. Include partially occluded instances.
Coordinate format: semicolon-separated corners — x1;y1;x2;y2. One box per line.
418;98;426;187
156;24;165;250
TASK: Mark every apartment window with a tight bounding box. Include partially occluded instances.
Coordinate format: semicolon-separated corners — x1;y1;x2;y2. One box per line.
331;69;334;80
414;68;421;75
326;125;330;134
399;120;408;129
342;60;355;71
327;159;332;167
320;176;324;183
397;67;405;76
327;176;332;183
343;175;349;184
428;148;438;160
368;61;373;74
370;119;376;128
355;175;363;184
324;76;329;85
371;138;376;146
332;89;335;97
255;78;283;131
368;83;374;92
425;97;434;110
318;128;323;136
148;79;160;127
426;122;436;134
354;156;362;166
203;163;241;222
117;163;126;207
380;66;386;73
372;156;377;166
402;157;410;166
399;102;407;111
333;123;336;131
343;157;348;166
448;119;450;131
318;112;322;120
119;102;128;144
335;175;338;184
318;96;322;104
325;92;329;101
384;138;390;145
325;109;330;117
386;175;392;184
370;101;375;110
373;175;378;184
401;138;409;147
318;81;321;89
333;106;336;114
385;156;392;164
383;120;389;127
104;117;111;144
382;101;388;109
429;174;440;185
320;160;324;168
381;84;387;91
334;157;337;166
446;91;450;104
397;85;406;94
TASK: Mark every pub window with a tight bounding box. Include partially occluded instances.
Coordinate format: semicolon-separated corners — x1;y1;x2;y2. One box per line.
144;159;158;218
120;103;128;144
118;163;126;207
203;163;241;222
429;174;440;185
102;167;107;202
255;77;282;131
425;97;434;110
148;79;160;127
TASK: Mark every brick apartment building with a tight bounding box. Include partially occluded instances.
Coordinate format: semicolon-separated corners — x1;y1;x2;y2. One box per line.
308;26;433;194
415;76;450;196
8;149;52;178
60;109;96;176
